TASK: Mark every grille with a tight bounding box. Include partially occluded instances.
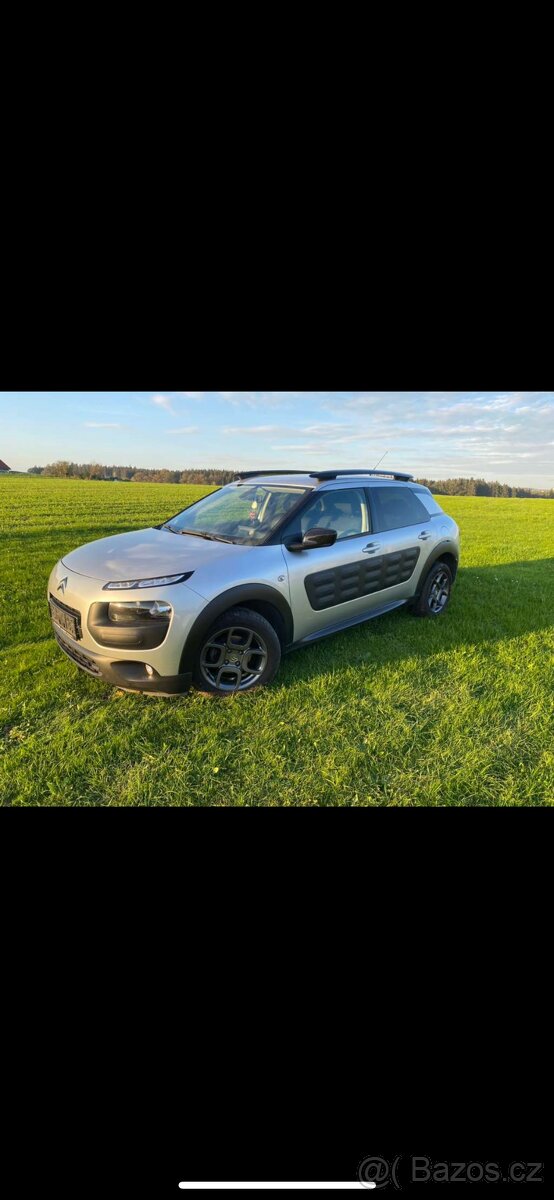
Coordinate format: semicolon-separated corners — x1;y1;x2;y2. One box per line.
54;630;102;677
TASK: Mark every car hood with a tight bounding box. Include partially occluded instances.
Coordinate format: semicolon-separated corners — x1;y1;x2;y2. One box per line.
62;526;242;582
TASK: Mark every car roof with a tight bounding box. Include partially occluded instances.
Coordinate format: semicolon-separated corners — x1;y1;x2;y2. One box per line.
233;471;417;490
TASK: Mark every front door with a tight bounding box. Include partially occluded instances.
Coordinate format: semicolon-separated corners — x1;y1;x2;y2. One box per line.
282;487;382;643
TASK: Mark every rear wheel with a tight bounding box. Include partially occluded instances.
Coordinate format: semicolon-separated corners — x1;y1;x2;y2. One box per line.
411;560;453;617
193;607;282;695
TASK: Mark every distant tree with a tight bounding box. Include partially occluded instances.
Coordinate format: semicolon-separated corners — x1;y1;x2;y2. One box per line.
27;466;44;474
414;476;551;499
44;460;72;478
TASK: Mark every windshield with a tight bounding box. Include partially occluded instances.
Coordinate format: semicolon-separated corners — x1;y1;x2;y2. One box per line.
163;484;310;545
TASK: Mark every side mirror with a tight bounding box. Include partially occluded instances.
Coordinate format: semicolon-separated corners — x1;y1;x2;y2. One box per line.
286;526;338;552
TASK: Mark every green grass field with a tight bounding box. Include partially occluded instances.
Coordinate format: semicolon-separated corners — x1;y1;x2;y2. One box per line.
1;474;553;806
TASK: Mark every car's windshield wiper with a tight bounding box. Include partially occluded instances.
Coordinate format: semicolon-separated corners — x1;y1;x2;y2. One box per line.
178;528;237;544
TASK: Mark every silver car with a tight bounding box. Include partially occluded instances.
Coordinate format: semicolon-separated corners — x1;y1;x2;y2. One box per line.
47;470;460;696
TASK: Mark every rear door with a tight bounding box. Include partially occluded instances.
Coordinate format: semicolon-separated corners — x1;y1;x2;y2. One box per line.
363;485;439;603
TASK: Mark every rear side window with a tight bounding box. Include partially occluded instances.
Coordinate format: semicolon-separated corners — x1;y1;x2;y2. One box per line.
411;489;443;516
371;486;430;531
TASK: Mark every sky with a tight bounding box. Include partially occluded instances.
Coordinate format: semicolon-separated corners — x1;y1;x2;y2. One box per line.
1;390;553;487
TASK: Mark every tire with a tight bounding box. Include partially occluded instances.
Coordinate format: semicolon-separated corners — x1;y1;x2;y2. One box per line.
411;560;453;618
193;607;282;695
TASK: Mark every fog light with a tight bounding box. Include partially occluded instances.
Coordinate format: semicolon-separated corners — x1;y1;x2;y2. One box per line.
145;665;154;677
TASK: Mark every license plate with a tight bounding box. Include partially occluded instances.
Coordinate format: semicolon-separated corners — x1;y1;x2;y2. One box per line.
50;601;80;640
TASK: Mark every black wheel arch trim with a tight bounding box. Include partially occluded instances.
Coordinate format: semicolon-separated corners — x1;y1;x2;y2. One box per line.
179;584;294;674
413;540;459;598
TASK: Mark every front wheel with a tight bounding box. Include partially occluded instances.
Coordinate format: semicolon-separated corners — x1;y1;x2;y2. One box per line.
193;607;282;695
411;560;453;617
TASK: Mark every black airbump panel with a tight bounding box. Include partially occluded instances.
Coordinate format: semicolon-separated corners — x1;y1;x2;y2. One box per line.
304;547;421;611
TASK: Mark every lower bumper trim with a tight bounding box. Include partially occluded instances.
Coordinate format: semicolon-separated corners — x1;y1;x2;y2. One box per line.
53;629;192;695
54;630;103;676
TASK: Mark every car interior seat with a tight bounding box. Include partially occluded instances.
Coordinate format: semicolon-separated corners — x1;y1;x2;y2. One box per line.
317;498;362;538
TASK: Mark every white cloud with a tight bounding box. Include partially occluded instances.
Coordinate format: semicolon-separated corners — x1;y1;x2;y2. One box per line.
84;422;122;429
302;423;354;437
170;426;199;435
341;394;398;410
175;392;205;399
271;443;322;452
222;422;357;440
218;391;296;410
152;394;175;415
222;424;283;436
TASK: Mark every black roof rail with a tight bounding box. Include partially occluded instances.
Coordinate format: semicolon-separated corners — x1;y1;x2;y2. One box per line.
233;468;415;483
233;470;313;480
310;469;414;482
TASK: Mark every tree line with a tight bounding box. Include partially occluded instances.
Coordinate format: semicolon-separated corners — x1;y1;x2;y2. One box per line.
416;476;554;499
27;463;238;485
26;463;554;498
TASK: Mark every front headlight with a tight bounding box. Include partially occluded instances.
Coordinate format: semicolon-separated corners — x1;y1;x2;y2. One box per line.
108;601;172;624
103;572;193;591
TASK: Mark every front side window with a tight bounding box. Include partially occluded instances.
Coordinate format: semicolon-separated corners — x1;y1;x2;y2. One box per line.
164;484;309;545
371;486;429;531
282;488;370;542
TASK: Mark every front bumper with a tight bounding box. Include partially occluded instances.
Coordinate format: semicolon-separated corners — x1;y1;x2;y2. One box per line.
48;560;206;694
52;627;192;694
